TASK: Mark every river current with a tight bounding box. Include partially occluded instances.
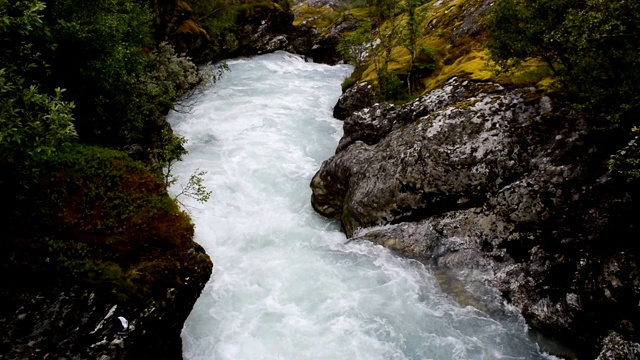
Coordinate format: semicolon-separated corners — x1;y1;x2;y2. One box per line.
168;51;556;360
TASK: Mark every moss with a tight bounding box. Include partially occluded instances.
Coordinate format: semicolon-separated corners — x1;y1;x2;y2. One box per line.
1;145;204;301
177;1;192;12
292;3;334;27
177;19;207;36
362;0;555;93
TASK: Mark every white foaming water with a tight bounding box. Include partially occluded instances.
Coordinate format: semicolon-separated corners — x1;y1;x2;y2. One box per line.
168;51;553;360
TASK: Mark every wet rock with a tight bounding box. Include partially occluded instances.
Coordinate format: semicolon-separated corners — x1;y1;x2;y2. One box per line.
309;32;342;65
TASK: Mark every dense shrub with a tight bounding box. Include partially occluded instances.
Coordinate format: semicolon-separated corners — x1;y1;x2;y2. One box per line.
0;1;77;164
486;0;640;125
2;145;195;297
0;0;209;298
486;0;640;179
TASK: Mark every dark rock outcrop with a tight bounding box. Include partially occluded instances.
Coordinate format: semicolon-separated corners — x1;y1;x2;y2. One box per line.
311;77;640;357
596;332;640;360
332;82;377;120
0;244;211;359
288;8;358;65
0;148;213;359
214;0;294;61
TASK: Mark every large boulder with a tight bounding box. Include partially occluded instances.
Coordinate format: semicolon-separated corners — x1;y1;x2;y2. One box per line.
311;77;640;357
312;78;542;235
332;82;377;120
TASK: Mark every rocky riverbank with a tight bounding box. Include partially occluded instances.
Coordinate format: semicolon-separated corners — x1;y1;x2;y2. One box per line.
311;78;640;358
0;245;211;359
0;147;214;359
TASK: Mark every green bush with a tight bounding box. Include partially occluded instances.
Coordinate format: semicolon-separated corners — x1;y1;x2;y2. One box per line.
0;1;77;164
2;145;195;297
486;0;640;125
45;0;153;144
487;0;640;180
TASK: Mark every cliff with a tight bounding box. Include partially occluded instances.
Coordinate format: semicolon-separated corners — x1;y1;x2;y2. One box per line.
311;78;640;358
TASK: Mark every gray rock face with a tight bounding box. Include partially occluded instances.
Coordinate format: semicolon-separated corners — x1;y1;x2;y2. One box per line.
311;77;640;357
332;82;376;120
450;0;492;43
314;78;541;236
335;79;501;149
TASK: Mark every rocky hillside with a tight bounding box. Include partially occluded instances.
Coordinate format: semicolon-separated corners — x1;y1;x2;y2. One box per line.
309;0;640;356
312;78;640;358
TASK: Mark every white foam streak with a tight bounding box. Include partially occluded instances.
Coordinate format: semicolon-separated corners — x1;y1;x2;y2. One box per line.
170;51;549;360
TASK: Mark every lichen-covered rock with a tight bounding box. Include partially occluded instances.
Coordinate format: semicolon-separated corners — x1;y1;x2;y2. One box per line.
333;82;377;120
596;332;640;360
313;78;543;236
335;78;500;149
311;77;640;357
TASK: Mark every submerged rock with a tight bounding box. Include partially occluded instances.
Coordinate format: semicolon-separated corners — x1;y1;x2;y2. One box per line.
311;77;640;357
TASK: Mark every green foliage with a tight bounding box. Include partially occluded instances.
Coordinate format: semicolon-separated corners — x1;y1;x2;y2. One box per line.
173;169;212;207
0;1;76;163
486;0;640;124
153;129;212;207
46;0;153;144
368;0;402;98
487;0;640;180
0;72;76;161
0;0;54;85
353;0;434;101
412;45;436;75
378;70;409;102
337;20;370;69
0;0;214;299
188;0;241;51
486;0;573;73
341;75;358;90
2;144;196;297
398;0;428;94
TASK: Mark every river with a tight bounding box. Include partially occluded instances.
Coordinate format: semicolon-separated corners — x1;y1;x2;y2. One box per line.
167;51;556;360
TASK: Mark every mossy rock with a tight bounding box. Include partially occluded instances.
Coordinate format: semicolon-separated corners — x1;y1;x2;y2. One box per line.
1;145;207;302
